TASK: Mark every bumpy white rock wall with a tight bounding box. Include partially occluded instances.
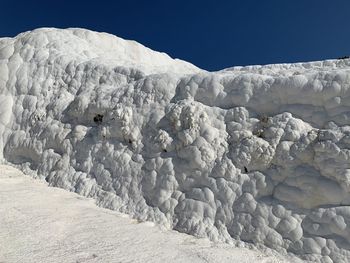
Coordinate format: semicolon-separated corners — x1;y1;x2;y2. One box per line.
1;28;350;263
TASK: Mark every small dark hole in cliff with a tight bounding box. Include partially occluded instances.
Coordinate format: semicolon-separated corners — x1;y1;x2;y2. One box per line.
93;114;104;124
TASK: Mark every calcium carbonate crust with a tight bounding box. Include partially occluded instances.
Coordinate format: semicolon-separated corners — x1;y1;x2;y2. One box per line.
1;28;350;263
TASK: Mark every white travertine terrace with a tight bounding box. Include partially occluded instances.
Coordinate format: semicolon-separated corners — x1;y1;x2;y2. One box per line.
1;28;350;262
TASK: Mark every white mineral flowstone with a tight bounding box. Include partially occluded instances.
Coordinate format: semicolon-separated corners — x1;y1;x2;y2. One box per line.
1;28;350;262
0;165;292;263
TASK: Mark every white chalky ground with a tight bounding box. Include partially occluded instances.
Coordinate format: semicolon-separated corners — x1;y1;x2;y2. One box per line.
0;165;291;263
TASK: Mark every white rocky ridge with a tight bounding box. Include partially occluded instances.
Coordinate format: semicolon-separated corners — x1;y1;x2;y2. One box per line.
1;27;350;262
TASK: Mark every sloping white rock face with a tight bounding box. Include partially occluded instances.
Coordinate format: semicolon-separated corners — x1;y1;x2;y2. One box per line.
0;165;292;263
1;28;350;262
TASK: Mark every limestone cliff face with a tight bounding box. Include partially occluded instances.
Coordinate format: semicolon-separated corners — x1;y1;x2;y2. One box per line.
1;28;350;262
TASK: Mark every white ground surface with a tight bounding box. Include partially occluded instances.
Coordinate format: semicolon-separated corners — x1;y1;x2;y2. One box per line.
0;165;291;263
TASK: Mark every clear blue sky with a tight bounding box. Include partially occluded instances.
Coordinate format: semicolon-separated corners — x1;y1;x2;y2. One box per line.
1;0;349;71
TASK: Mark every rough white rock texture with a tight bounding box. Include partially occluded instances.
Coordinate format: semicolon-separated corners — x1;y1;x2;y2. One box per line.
1;28;350;262
0;164;292;263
